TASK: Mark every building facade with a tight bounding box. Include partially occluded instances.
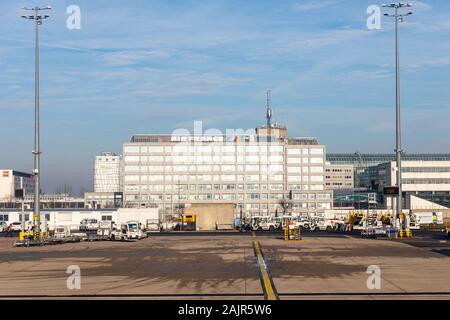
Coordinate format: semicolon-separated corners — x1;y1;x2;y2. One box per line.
376;160;450;208
0;170;34;202
327;153;450;189
324;163;354;190
93;152;122;193
122;133;332;218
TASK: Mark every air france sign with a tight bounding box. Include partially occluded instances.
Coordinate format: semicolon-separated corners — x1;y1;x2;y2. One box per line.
170;136;224;142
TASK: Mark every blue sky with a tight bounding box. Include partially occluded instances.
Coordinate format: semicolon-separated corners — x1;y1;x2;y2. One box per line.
1;0;450;194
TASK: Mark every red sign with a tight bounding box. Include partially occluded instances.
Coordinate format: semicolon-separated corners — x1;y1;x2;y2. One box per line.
2;171;9;177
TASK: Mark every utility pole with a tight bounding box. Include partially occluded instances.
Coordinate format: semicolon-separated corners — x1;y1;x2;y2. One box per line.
382;3;412;233
178;180;182;231
21;6;51;238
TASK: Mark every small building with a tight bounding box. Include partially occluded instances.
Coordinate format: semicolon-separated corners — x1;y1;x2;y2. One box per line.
0;170;34;203
94;152;122;193
377;160;450;209
184;203;234;231
325;163;354;190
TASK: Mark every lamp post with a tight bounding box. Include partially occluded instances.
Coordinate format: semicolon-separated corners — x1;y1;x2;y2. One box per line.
21;6;51;238
382;3;412;232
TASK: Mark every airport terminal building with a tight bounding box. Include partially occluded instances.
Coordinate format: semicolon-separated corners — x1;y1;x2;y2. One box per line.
121;125;333;218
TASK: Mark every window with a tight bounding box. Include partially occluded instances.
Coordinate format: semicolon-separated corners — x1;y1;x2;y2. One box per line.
124;166;139;172
287;167;301;173
247;193;260;200
221;194;236;200
124;175;139;182
270;184;283;190
124;146;139;153
198;194;212;200
310;167;324;173
287;148;301;155
221;175;236;181
102;215;112;221
269;146;283;152
246;184;259;191
269;155;283;162
310;176;324;182
288;176;302;182
310;158;324;164
148;156;164;162
268;164;283;172
0;214;9;222
245;165;259;172
124;156;139;162
310;148;324;155
223;165;236;172
287;158;301;164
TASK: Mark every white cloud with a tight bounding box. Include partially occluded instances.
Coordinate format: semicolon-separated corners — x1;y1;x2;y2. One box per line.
293;0;341;12
410;1;432;10
101;50;173;66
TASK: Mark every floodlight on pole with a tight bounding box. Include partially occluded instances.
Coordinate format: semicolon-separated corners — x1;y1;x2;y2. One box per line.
21;5;51;239
382;2;413;235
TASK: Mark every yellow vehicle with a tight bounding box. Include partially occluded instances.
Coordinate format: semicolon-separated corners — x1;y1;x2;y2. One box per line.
182;213;196;231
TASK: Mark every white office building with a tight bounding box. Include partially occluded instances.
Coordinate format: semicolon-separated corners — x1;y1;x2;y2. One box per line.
324;163;354;190
93;152;122;193
0;170;34;202
377;160;450;209
121;127;332;218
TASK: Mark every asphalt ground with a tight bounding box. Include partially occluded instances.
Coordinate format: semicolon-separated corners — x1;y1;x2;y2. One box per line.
0;230;448;300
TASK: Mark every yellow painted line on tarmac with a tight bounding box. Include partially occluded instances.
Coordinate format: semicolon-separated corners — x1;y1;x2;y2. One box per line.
252;232;279;300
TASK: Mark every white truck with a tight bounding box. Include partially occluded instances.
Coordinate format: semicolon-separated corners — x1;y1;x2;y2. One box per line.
116;208;159;232
251;216;278;231
111;221;146;240
79;218;99;231
411;212;443;226
53;225;87;241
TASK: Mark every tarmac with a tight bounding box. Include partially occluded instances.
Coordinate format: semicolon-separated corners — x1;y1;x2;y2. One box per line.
0;231;449;300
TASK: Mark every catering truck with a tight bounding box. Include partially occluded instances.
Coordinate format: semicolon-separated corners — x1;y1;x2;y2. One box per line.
411;212;443;227
111;221;146;240
116;208;160;231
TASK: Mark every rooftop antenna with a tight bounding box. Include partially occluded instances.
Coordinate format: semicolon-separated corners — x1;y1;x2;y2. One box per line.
266;89;272;128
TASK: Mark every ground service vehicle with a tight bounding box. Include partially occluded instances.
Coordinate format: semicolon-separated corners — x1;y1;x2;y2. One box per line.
97;220;115;238
126;221;145;239
412;212;443;226
79;218;99;231
251;216;277;231
9;222;22;231
111;221;145;240
182;213;196;231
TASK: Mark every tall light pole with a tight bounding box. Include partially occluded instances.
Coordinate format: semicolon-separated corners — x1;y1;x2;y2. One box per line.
382;3;412;232
21;6;51;238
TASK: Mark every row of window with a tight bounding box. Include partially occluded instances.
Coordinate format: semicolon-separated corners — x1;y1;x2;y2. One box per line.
124;164;285;173
124;155;324;164
124;182;328;192
124;155;286;163
402;167;450;173
124;174;286;182
125;193;331;203
124;145;286;153
0;214;50;222
403;179;450;184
